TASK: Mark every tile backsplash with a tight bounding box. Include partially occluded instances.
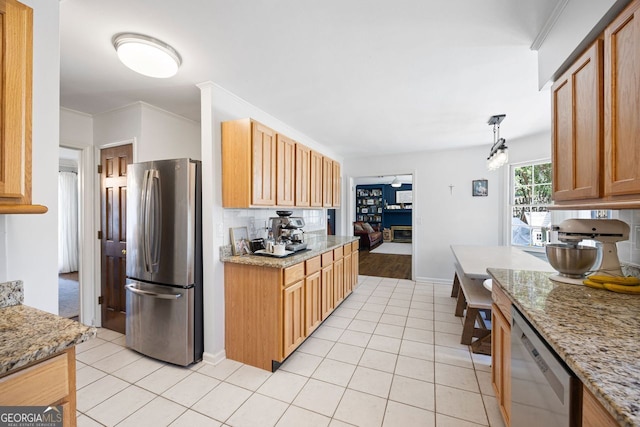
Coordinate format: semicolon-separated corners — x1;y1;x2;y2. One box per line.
615;209;640;268
223;208;326;244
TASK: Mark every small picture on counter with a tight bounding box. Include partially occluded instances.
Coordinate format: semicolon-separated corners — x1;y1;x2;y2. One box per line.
472;179;488;197
230;226;251;255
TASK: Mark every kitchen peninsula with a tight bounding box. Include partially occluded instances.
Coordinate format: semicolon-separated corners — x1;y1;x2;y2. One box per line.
489;268;640;427
221;235;359;371
0;281;96;426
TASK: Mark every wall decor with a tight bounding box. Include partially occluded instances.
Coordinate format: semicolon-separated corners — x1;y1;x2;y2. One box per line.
396;190;412;203
472;179;488;197
230;226;251;255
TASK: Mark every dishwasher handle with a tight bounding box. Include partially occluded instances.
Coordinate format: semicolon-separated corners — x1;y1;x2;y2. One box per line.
125;283;182;300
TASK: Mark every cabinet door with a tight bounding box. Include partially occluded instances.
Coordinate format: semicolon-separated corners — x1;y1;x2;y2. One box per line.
276;134;295;206
352;250;359;290
491;304;511;427
310;150;324;207
0;0;32;204
305;271;322;335
604;1;640;196
295;144;311;207
283;280;305;357
332;160;341;207
333;258;344;306
322;156;333;207
252;122;277;205
343;252;352;297
321;265;334;319
551;40;603;201
582;385;618;427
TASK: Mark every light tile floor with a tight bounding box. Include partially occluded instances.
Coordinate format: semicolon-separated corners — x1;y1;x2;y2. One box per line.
76;275;506;427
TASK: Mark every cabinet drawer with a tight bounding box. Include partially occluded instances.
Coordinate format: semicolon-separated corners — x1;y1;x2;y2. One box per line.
306;256;321;275
0;353;69;405
334;246;343;259
284;263;305;286
492;283;512;324
321;251;334;267
343;243;352;254
351;240;359;251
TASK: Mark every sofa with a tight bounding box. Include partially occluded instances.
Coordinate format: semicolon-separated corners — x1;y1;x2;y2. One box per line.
354;221;383;250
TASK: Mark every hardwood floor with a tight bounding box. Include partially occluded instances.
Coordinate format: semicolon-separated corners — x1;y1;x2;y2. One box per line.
358;249;412;280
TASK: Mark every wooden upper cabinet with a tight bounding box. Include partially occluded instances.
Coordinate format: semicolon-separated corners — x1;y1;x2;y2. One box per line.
0;0;44;213
322;156;333;207
222;118;276;207
295;143;311;207
332;160;341;207
551;40;604;202
604;0;640;197
310;150;323;207
276;134;295;206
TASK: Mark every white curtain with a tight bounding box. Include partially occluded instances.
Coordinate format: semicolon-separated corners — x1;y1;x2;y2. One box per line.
58;171;79;273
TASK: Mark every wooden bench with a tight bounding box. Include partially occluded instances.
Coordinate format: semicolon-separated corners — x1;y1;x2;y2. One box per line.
451;262;492;355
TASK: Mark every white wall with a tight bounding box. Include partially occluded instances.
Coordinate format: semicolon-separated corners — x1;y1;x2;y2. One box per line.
61;108;93;146
3;0;60;313
344;130;552;283
140;103;201;161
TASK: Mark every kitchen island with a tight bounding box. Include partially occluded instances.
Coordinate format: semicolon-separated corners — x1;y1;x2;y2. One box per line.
0;280;96;427
222;235;359;371
488;268;640;427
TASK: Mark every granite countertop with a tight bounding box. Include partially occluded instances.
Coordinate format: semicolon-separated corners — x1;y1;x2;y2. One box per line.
221;235;359;268
488;268;640;427
0;280;96;376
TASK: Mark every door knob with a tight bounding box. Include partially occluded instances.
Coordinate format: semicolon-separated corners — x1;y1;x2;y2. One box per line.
122;249;127;255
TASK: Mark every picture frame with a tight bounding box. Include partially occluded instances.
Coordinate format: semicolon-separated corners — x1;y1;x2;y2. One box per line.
230;226;251;255
472;179;488;197
396;190;412;203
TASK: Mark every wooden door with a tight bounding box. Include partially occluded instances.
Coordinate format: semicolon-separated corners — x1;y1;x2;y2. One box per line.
251;122;276;205
283;280;305;357
310;150;323;207
305;271;322;335
343;252;352;297
322;156;333;207
0;0;32;205
604;0;640;196
276;134;295;206
321;265;334;320
352;250;359;290
551;40;603;202
295;144;311;207
491;304;511;426
332;160;341;207
100;144;132;333
333;258;344;306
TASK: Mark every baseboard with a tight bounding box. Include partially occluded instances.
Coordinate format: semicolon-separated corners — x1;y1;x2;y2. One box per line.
414;276;452;285
202;349;226;365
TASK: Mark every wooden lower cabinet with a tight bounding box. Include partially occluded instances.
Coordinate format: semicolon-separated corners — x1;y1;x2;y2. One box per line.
582;385;618;427
344;251;352;296
491;302;511;427
0;348;77;427
225;245;359;371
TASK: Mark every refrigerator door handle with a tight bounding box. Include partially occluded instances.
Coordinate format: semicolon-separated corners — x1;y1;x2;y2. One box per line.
142;169;162;272
125;284;182;300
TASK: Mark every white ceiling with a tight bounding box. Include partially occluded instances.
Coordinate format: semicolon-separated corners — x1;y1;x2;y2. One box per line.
60;0;560;158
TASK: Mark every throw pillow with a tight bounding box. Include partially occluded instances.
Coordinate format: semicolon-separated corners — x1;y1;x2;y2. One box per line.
362;223;375;233
354;223;364;232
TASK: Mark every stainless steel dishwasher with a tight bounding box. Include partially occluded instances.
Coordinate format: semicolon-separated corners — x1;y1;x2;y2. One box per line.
511;306;580;427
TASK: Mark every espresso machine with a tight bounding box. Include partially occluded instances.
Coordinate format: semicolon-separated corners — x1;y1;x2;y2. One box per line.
269;211;308;252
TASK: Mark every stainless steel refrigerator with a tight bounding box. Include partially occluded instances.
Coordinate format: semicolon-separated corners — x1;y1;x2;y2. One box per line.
125;158;203;366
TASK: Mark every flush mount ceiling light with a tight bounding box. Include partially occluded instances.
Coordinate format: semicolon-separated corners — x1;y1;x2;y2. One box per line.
486;114;508;171
391;176;402;187
112;33;182;78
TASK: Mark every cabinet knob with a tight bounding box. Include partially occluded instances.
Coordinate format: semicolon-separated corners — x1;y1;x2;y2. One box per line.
122;249;127;255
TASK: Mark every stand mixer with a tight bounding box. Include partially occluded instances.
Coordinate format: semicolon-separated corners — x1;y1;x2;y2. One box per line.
269;211;308;252
547;219;629;284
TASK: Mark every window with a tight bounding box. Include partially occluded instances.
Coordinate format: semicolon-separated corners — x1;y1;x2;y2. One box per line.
510;161;552;248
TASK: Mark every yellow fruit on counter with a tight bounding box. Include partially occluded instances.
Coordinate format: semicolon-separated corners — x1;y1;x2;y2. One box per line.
603;282;640;294
583;279;606;290
587;274;640;286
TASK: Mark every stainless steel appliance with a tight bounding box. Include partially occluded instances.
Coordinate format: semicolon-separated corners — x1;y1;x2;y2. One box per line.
125;158;203;366
269;211;307;252
511;306;579;427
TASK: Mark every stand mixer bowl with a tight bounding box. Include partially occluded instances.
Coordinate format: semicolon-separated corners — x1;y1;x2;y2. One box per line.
546;243;598;278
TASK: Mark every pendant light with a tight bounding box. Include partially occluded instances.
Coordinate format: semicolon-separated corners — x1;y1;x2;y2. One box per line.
391;176;402;187
486;114;508;171
112;33;182;78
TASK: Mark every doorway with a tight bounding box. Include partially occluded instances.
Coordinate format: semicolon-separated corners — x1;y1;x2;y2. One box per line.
58;148;81;319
